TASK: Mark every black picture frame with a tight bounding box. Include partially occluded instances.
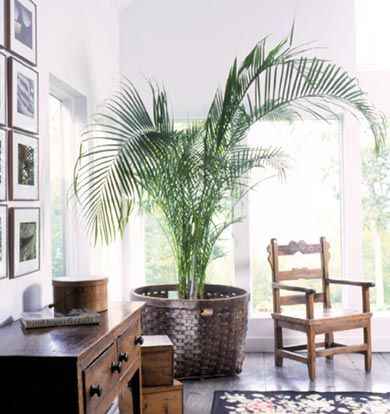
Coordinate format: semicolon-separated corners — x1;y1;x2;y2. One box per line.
0;0;5;49
8;57;39;135
6;0;37;66
8;130;38;200
9;207;40;278
0;52;6;126
0;205;7;279
0;128;7;200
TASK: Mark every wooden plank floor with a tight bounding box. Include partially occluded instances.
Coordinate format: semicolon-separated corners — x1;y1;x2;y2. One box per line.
183;353;390;414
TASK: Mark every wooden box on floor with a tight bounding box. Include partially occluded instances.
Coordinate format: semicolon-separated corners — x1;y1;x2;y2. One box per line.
142;380;183;414
141;335;174;387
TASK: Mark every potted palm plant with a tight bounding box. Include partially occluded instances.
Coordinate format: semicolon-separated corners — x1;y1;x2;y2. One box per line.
73;28;386;378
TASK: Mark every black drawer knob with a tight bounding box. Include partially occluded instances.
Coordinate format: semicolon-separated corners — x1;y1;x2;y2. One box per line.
134;336;144;346
89;384;103;398
111;362;122;373
119;352;129;362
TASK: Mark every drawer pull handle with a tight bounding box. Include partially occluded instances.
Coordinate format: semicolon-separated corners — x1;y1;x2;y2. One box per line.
119;352;129;362
134;336;144;346
111;362;122;373
89;384;103;398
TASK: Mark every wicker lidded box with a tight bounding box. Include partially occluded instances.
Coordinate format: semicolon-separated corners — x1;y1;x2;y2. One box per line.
52;276;108;313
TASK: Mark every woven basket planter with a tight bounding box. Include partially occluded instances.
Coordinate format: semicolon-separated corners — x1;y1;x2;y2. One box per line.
130;284;249;379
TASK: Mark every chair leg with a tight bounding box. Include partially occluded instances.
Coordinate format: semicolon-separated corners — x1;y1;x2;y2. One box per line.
325;332;334;360
274;322;283;367
364;320;372;373
307;328;316;381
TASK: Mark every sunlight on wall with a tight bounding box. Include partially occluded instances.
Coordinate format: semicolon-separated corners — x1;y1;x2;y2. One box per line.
356;0;390;70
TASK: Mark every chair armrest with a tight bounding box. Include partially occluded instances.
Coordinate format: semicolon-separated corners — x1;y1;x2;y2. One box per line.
272;283;315;319
327;278;375;288
272;282;316;294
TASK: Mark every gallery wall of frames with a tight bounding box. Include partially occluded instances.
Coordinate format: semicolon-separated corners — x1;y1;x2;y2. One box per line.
0;0;40;280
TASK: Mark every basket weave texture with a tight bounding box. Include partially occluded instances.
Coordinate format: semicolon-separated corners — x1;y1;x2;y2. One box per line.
131;284;249;379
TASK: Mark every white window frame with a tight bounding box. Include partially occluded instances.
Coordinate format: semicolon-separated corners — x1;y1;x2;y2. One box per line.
49;75;89;277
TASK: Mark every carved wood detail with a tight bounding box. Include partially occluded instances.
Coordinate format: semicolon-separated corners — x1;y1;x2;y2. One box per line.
277;240;322;256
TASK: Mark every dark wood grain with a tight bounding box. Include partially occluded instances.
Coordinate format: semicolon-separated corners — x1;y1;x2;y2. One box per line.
0;301;144;414
0;301;144;357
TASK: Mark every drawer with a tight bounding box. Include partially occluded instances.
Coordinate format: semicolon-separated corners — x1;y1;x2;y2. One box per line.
117;313;141;376
83;343;120;414
142;380;183;414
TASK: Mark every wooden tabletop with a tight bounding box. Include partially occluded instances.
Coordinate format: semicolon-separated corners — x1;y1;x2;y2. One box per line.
0;301;144;358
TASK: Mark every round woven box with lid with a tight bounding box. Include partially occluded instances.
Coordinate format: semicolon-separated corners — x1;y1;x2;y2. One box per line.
131;284;249;379
52;276;108;313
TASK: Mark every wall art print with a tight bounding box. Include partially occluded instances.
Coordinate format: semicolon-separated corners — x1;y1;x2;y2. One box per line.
8;0;37;65
9;130;38;200
10;207;40;278
8;57;38;134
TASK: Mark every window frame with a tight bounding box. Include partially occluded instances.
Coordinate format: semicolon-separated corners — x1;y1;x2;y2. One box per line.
49;75;88;277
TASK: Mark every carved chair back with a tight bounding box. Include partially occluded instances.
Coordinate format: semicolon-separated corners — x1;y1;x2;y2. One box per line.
267;237;331;313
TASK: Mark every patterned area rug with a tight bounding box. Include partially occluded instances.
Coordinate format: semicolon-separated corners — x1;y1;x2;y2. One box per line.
211;391;390;413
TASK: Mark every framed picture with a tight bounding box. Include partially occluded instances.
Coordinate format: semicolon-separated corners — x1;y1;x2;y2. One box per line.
0;205;7;279
0;129;6;200
0;0;5;48
0;52;5;126
8;57;38;134
7;0;37;65
10;207;40;278
9;131;38;200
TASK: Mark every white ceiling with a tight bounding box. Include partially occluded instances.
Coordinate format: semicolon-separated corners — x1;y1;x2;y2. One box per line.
110;0;134;11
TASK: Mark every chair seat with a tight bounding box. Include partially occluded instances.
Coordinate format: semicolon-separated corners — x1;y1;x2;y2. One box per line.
272;308;372;325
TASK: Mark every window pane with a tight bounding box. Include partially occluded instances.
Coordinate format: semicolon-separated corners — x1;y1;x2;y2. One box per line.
49;95;65;277
249;120;342;313
145;211;176;285
361;125;390;310
145;209;234;286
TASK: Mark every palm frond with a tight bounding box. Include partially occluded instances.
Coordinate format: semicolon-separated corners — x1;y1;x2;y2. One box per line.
72;82;173;244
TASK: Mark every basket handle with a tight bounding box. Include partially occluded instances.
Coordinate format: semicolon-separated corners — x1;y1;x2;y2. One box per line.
201;308;214;317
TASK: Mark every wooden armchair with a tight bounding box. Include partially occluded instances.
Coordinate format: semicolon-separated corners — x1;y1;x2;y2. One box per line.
267;237;374;381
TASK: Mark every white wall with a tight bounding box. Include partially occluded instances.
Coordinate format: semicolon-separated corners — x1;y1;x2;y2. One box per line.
119;0;357;119
0;0;120;325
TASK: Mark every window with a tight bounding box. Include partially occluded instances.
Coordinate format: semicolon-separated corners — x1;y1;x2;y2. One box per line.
361;125;390;310
144;120;234;287
144;208;234;286
145;211;176;285
249;120;342;313
49;95;66;277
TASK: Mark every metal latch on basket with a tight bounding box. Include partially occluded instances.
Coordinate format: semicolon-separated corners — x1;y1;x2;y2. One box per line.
201;308;213;317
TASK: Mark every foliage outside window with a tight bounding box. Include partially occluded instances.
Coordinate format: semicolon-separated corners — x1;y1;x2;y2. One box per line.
145;208;234;287
49;95;66;277
249;120;342;313
362;125;390;310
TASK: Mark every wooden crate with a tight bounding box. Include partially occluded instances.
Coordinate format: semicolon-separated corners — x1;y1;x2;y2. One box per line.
141;335;174;387
142;380;183;414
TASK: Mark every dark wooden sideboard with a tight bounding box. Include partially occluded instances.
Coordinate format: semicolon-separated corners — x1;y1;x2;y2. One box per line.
0;301;145;414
